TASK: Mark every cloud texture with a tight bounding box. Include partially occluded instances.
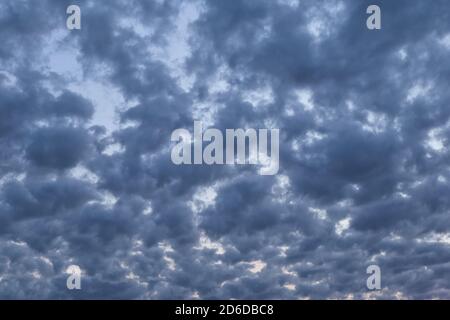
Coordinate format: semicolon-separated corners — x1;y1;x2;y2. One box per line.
1;0;450;299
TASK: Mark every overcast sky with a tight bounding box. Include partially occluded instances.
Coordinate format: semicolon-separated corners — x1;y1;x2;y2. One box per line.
1;0;450;299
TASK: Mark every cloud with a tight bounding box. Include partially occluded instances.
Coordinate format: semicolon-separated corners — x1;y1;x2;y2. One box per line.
0;0;450;299
26;126;92;169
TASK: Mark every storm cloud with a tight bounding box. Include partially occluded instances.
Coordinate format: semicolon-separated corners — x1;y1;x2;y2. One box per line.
0;0;450;299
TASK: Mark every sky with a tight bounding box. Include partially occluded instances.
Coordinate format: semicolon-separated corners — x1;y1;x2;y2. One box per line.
1;0;450;299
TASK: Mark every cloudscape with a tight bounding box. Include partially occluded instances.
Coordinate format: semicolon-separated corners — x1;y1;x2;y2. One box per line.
1;0;450;299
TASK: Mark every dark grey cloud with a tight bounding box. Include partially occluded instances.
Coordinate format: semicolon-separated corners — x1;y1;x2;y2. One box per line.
26;126;92;169
0;0;450;299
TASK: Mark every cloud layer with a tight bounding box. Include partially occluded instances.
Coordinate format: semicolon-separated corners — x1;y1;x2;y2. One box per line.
0;0;450;299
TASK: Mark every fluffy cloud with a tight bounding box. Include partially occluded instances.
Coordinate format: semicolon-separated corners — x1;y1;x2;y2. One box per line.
0;0;449;299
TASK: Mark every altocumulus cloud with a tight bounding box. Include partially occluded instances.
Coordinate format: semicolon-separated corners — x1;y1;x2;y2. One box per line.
0;0;450;299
